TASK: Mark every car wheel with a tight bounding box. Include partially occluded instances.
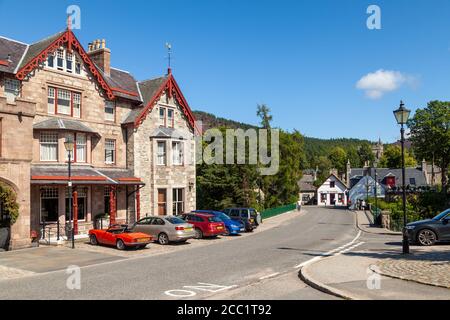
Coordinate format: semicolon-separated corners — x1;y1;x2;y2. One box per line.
417;229;437;246
89;235;98;246
158;233;169;245
116;239;126;250
194;228;203;239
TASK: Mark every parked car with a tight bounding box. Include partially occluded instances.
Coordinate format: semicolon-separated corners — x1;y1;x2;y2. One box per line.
222;208;259;232
179;213;226;239
192;210;244;235
131;216;195;245
404;209;450;246
89;224;152;250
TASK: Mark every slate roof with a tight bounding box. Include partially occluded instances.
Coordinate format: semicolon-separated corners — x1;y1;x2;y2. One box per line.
122;76;168;124
350;167;427;186
150;127;187;140
99;66;142;102
18;31;65;70
298;181;316;192
31;164;143;185
0;36;28;74
33;118;98;134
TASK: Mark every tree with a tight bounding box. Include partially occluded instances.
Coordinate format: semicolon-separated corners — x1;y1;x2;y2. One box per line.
256;104;273;129
328;147;347;174
379;145;416;168
408;101;450;193
358;142;375;165
0;182;19;225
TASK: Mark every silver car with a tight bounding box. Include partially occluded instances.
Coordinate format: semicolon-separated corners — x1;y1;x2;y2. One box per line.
131;216;196;245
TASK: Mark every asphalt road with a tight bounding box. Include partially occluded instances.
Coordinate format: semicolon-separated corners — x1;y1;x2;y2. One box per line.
0;207;358;300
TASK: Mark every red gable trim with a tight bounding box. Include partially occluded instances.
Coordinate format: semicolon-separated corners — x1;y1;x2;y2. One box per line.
16;30;115;100
32;175;106;181
134;74;200;134
0;60;8;66
117;177;141;182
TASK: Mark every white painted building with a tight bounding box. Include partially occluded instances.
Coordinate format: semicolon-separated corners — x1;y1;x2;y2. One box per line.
317;174;348;206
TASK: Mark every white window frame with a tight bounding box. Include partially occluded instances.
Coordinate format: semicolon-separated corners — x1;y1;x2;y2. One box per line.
73;92;81;118
76;133;87;163
40;132;58;162
47;87;55;114
157;141;166;166
159;107;166;126
105;101;115;122
105;139;116;164
4;78;20;102
46;48;84;75
172;141;183;166
167;109;174;128
172;188;184;215
57;88;72;115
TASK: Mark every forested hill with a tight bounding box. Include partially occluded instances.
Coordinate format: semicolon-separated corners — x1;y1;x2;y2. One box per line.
192;110;374;168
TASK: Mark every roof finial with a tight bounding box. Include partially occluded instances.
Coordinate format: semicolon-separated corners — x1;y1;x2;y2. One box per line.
165;42;172;74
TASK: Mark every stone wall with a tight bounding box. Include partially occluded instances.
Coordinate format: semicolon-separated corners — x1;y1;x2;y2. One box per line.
0;96;36;249
133;92;196;215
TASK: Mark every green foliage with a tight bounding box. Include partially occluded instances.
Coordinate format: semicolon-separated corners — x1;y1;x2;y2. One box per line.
408;100;450;192
378;145;416;168
0;182;19;225
358;142;375;165
256;104;273;129
328;147;347;174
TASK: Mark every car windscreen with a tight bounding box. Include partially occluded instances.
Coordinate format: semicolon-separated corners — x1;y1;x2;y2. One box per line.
165;216;186;224
433;209;450;220
208;216;222;223
217;212;231;221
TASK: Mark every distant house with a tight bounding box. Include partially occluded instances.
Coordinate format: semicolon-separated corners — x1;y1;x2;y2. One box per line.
348;175;385;210
298;181;317;205
317;174;348;207
348;167;427;190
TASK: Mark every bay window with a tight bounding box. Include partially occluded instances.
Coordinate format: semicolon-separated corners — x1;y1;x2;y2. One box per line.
76;134;86;163
40;132;58;161
172;141;183;165
157;141;166;165
105;139;116;164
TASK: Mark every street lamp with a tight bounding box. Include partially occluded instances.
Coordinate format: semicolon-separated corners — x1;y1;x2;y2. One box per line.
64;135;75;249
393;100;411;254
373;159;379;225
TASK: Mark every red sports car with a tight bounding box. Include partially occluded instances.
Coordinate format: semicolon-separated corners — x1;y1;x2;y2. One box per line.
89;224;152;250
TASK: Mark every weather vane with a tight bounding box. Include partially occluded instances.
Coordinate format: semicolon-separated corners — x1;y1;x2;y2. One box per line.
165;42;172;70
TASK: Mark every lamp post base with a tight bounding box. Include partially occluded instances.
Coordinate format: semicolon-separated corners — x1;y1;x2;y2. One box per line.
402;235;410;254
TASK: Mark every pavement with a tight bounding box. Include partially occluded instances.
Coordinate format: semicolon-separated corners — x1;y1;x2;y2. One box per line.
299;210;450;300
0;206;359;299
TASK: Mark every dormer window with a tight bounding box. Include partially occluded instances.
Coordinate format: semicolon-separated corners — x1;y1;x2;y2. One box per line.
46;48;84;75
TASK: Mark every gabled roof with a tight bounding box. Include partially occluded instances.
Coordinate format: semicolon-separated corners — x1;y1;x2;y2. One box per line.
318;173;348;190
18;31;65;70
123;71;199;133
349;167;428;186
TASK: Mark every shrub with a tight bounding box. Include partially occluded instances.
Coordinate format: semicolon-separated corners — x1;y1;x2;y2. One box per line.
0;182;19;225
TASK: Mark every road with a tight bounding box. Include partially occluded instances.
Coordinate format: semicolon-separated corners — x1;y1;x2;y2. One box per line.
0;207;360;300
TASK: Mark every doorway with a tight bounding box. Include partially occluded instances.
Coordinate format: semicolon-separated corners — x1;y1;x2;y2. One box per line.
158;189;167;216
329;193;336;206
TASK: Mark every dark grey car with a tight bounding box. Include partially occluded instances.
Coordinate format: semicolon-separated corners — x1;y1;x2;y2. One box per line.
404;209;450;246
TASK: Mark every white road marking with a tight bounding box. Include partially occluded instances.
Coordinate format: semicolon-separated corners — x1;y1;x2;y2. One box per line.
293;230;362;269
259;272;280;280
164;283;237;297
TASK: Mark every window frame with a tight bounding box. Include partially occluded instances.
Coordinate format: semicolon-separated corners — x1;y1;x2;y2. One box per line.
48;86;82;118
39;132;59;162
157;141;167;166
172;141;184;166
4;78;21;100
104;139;116;164
47;48;84;75
104;101;115;122
172;188;184;215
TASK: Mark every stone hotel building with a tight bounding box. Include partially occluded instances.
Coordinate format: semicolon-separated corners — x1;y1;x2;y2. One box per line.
0;27;198;250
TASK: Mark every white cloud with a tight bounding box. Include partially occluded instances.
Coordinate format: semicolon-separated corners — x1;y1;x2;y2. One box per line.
356;69;415;99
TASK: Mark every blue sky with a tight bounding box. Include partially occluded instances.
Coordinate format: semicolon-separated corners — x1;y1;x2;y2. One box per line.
1;0;450;142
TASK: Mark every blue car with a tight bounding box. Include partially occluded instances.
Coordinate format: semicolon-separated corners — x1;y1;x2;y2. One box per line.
192;210;244;235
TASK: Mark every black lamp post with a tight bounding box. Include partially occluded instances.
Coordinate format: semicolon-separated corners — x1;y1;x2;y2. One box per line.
64;136;75;249
393;100;411;254
373;159;379;225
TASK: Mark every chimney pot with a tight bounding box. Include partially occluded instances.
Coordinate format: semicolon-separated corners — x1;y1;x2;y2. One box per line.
87;38;111;76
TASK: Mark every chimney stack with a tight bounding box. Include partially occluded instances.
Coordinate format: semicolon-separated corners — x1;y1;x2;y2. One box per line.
87;38;111;76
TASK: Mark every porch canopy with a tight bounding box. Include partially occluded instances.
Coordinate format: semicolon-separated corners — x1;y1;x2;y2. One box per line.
32;165;144;230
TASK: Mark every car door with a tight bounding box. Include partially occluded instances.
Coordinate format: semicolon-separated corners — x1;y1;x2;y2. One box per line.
152;217;166;236
133;217;154;236
103;229;118;245
437;213;450;240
